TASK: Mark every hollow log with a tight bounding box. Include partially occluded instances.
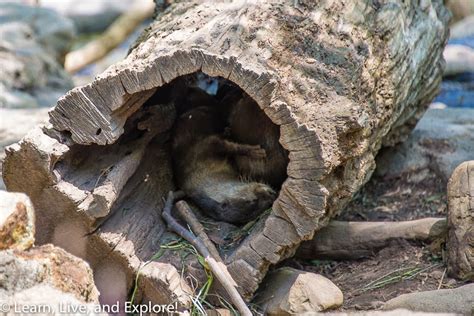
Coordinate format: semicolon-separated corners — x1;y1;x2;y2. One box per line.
3;0;449;304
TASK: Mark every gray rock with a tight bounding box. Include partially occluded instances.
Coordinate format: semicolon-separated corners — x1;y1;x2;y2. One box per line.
255;267;343;315
0;2;75;62
0;191;35;251
376;108;474;182
0;244;99;304
0;2;75;109
383;283;474;315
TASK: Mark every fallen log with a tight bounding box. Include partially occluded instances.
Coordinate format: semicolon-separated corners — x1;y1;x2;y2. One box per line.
296;218;447;260
3;0;450;304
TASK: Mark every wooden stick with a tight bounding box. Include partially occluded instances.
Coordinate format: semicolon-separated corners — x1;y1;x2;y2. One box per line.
296;218;447;260
64;0;155;73
175;201;222;261
161;191;252;316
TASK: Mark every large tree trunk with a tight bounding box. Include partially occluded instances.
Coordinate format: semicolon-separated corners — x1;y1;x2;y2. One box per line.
3;0;449;306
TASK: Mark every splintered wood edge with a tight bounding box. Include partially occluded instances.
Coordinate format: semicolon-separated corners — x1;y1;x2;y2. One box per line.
48;48;328;299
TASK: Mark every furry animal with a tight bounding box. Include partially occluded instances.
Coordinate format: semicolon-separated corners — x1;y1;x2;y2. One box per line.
227;95;289;188
171;106;276;224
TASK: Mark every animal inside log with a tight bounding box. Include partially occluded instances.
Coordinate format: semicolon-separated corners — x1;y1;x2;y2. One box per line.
2;0;449;306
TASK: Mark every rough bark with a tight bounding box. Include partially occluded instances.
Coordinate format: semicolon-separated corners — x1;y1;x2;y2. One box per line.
447;161;474;281
3;0;449;302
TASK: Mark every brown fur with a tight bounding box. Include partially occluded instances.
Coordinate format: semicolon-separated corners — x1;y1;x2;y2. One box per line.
227;95;289;189
171;106;276;224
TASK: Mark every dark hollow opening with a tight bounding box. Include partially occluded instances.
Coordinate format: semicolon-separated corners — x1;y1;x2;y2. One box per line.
134;71;289;250
156;73;287;216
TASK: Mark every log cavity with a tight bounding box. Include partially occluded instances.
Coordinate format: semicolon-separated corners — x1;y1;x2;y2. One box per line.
55;71;289;256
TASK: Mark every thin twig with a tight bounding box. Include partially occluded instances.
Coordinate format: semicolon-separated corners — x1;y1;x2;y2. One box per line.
175;200;222;260
161;191;252;316
438;268;447;290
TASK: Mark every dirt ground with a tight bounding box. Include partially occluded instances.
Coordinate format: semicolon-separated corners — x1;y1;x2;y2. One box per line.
290;168;469;310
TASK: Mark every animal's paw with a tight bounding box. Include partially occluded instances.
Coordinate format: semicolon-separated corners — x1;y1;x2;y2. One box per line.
255;184;276;200
255;184;277;210
247;145;267;159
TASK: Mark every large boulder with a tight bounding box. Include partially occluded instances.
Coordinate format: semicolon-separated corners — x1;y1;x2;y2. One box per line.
0;2;75;108
0;244;99;303
376;108;474;182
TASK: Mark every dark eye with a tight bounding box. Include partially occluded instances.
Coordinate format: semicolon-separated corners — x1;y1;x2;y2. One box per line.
221;202;228;210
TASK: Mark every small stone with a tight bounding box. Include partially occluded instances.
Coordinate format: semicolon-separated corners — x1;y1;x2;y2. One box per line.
0;191;35;251
206;309;233;316
429;270;443;279
383;283;474;315
255;267;343;315
429;102;446;110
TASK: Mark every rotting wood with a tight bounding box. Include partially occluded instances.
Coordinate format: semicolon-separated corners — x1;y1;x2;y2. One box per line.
3;0;450;303
84;104;175;217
